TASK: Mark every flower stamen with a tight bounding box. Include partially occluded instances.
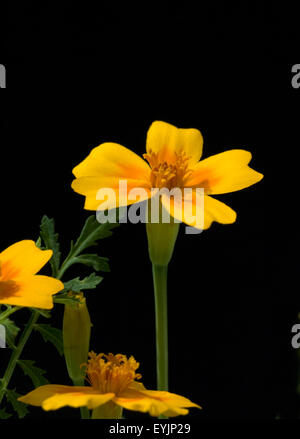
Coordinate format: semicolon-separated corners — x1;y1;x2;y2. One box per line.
83;352;142;396
143;150;192;189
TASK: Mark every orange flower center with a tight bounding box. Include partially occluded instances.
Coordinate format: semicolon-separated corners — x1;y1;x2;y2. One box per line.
0;261;20;299
84;352;142;396
143;150;192;189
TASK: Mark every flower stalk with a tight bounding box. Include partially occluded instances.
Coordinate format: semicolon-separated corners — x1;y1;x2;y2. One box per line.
146;209;179;405
0;306;21;323
146;202;179;401
152;264;169;392
0;310;39;405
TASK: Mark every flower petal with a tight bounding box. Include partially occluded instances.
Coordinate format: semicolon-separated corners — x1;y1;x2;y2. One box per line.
18;385;115;410
186;149;263;194
1;275;64;309
161;191;236;230
72;176;152;211
146;121;203;165
202;195;237;229
71;142;152;210
128;381;147;391
0;240;53;279
114;388;201;417
72;142;151;181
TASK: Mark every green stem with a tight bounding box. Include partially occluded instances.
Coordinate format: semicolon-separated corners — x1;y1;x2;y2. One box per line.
56;236;92;280
79;406;90;419
72;378;90;419
152;264;168;392
56;259;73;280
0;306;22;323
0;310;39;405
91;401;123;419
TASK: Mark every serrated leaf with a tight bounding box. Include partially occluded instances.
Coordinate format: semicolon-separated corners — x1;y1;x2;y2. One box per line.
71;216;118;256
17;360;49;388
6;389;29;419
40;215;61;276
0;317;20;349
0;408;12;419
71;254;110;272
63;273;103;293
34;324;63;356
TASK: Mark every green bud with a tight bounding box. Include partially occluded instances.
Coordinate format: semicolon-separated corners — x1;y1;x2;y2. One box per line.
63;293;91;385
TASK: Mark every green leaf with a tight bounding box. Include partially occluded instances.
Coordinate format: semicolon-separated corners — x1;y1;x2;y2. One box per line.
17;360;49;388
30;308;51;319
35;236;43;249
53;293;82;306
40;215;61;276
6;389;29;419
70;216;118;256
63;273;103;293
0;408;13;419
0;379;6;401
71;254;110;272
0;304;11;313
0;317;20;349
34;324;63;356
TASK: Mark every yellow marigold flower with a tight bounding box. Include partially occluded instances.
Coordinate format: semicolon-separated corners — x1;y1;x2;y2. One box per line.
0;240;64;309
18;352;201;418
71;120;263;230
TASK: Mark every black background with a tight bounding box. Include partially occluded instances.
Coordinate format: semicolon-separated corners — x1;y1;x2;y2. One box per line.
1;1;300;422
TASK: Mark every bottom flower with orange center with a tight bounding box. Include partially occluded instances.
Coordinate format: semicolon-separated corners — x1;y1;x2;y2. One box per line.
18;352;201;418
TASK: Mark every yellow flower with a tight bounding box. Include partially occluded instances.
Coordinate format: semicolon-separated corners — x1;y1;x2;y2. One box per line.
0;240;64;309
18;352;201;418
71;120;263;230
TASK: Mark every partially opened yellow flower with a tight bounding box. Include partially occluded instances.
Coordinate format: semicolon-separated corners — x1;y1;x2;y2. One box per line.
71;120;263;230
18;352;201;418
0;240;64;309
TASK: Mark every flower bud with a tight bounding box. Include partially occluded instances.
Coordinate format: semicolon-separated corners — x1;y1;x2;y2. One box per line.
63;292;91;385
